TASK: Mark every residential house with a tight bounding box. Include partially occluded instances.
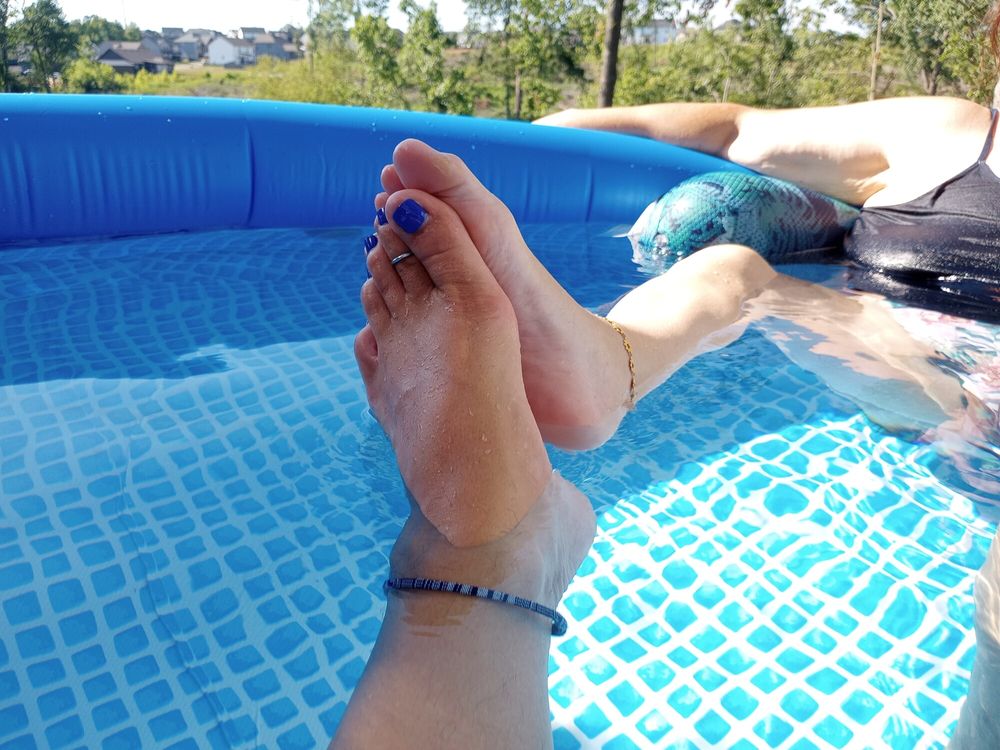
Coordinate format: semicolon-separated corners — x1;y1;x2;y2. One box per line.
141;30;178;62
207;37;256;67
626;19;680;45
94;42;174;75
175;32;206;61
253;32;299;60
240;27;266;41
161;27;184;41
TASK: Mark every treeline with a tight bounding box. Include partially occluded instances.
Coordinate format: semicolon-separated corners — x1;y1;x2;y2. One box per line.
2;0;997;116
0;0;142;92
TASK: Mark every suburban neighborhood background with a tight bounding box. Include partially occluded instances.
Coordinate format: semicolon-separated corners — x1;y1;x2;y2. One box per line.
1;0;997;118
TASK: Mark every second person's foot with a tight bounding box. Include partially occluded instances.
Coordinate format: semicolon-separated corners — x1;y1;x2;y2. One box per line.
377;140;634;450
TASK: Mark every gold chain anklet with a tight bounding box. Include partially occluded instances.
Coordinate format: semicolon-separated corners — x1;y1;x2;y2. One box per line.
603;317;637;411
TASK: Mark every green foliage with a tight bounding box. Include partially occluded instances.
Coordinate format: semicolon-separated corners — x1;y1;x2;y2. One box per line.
399;1;448;110
790;28;872;104
830;0;995;101
33;0;999;111
249;55;360;104
351;15;405;107
466;0;591;119
12;0;74;91
63;58;125;92
893;0;993;99
69;15;140;54
0;0;11;93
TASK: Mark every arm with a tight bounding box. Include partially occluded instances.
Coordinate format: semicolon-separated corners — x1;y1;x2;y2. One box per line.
535;97;991;205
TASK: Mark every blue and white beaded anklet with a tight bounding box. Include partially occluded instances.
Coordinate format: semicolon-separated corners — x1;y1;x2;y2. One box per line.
384;577;568;636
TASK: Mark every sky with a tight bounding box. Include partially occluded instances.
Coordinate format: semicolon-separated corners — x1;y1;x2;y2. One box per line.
54;0;471;33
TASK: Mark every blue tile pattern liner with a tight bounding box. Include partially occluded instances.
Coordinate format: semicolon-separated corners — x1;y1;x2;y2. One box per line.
1;224;997;749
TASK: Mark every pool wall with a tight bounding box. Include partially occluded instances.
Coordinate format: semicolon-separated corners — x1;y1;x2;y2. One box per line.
0;95;746;245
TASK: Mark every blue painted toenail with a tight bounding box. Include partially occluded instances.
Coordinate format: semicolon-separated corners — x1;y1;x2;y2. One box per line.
364;233;378;253
393;199;426;233
376;208;388;226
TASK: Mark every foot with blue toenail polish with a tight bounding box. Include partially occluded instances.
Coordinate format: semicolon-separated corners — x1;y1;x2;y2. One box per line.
356;186;565;547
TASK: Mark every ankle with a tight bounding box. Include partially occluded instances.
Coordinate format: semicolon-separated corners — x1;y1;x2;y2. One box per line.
390;505;550;605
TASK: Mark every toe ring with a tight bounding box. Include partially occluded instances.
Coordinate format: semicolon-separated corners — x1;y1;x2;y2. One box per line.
390;251;414;266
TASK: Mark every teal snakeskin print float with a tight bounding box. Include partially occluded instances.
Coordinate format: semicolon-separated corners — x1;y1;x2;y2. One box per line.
628;171;860;274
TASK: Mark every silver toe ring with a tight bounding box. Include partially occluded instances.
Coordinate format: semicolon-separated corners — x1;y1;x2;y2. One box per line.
390;252;414;266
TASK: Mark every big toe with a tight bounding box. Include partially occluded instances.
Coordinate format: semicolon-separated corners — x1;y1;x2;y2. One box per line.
384;189;500;295
392;139;508;222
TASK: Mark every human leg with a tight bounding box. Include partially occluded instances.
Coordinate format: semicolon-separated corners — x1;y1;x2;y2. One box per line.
380;139;968;444
330;476;594;750
948;530;1000;749
333;186;596;748
378;140;776;449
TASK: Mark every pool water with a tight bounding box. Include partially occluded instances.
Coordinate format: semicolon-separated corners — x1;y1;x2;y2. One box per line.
0;225;997;750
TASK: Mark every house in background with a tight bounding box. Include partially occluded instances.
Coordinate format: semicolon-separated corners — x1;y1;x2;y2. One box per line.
626;19;680;45
175;31;205;61
240;27;266;41
253;32;300;61
161;28;184;42
141;30;178;62
175;29;218;61
207;37;256;67
94;42;174;74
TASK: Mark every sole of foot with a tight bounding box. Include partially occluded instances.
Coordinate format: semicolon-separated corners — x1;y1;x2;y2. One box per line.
356;186;553;548
377;139;633;451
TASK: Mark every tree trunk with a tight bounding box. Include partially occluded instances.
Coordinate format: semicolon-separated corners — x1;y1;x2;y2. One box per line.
868;0;884;101
598;0;624;107
0;0;8;93
513;68;522;120
919;62;941;95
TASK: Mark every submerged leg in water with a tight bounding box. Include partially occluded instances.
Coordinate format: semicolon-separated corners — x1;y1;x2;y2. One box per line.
949;530;1000;750
378;139;978;449
334;187;596;749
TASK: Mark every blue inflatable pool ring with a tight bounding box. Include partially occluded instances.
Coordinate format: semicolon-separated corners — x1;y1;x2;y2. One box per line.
627;171;860;274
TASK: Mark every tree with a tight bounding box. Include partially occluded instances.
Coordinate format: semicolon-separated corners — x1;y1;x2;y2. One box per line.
351;14;405;108
466;0;591;119
831;0;994;101
399;1;475;113
69;15;141;55
729;0;796;106
598;0;625;106
13;0;74;91
891;0;992;97
0;0;11;92
63;58;126;93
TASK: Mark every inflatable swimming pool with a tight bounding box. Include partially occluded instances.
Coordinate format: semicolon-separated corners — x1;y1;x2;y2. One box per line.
1;95;997;750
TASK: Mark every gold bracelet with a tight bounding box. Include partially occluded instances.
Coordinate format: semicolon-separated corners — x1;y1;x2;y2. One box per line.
603;318;637;411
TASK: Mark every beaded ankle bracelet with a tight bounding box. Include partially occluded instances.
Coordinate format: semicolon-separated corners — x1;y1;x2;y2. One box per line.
384;577;568;636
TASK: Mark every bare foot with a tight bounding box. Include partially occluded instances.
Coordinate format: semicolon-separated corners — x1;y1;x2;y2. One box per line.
376;139;633;450
355;187;553;547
